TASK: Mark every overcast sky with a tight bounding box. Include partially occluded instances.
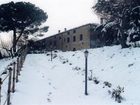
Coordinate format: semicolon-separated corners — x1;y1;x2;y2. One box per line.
0;0;100;37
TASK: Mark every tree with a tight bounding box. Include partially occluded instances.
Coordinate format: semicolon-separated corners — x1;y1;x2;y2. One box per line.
0;51;2;59
93;0;140;48
0;1;48;55
93;22;120;47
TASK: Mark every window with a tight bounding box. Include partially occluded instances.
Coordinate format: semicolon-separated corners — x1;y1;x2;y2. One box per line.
49;41;52;45
67;31;70;35
80;34;83;41
53;40;56;46
73;36;76;42
67;37;70;43
73;29;76;33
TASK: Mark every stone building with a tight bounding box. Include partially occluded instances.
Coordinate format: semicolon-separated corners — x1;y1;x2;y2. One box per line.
31;23;98;52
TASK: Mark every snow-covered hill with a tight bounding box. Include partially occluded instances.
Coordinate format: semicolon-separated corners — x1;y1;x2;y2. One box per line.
10;45;140;105
0;58;13;74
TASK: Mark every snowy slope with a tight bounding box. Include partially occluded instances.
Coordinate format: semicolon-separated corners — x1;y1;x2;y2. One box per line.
11;45;140;105
0;58;14;74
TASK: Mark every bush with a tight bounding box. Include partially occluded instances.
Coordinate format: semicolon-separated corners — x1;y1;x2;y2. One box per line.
73;67;81;71
53;54;57;59
62;60;68;64
46;54;50;56
128;63;134;67
110;86;124;103
72;54;75;56
54;50;58;53
93;77;100;84
103;81;112;88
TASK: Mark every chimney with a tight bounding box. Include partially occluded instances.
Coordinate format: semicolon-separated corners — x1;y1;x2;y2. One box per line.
64;28;67;31
58;30;61;33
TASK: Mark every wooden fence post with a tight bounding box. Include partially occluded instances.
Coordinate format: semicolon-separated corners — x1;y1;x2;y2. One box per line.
7;67;12;105
20;56;23;70
12;62;16;93
16;57;19;82
0;78;2;105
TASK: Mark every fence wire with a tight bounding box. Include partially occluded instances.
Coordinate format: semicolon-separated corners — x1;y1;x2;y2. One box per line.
0;46;28;105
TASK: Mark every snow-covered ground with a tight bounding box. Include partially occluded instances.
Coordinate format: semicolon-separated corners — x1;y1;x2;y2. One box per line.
9;45;140;105
0;58;13;75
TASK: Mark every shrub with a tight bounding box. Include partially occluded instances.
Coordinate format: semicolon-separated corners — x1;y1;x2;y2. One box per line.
54;50;58;53
46;54;50;56
88;77;92;81
111;86;124;103
128;63;134;67
103;81;112;88
53;54;57;59
62;61;66;64
73;67;81;71
93;77;100;84
72;54;75;56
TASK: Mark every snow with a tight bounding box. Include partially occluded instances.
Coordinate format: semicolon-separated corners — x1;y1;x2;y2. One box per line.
1;45;139;105
0;58;13;75
102;22;117;32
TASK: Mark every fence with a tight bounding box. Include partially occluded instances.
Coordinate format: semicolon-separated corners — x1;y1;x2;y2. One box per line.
0;46;28;105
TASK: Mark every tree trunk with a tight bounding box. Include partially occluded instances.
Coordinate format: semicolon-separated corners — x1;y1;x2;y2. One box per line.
13;28;17;55
13;28;24;57
120;33;129;48
15;28;24;45
117;23;129;48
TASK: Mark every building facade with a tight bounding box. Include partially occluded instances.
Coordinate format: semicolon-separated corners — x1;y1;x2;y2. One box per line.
31;23;98;52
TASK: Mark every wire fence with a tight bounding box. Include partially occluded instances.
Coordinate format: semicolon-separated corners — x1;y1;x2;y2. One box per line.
0;46;28;105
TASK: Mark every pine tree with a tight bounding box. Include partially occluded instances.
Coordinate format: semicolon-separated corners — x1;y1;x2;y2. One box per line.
0;2;48;56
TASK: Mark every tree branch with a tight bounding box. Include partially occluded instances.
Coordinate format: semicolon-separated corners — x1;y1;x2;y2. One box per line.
16;28;25;45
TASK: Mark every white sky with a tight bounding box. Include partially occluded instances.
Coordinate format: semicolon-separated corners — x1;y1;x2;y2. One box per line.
0;0;100;37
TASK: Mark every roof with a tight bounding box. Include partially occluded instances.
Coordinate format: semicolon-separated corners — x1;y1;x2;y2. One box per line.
35;23;98;42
